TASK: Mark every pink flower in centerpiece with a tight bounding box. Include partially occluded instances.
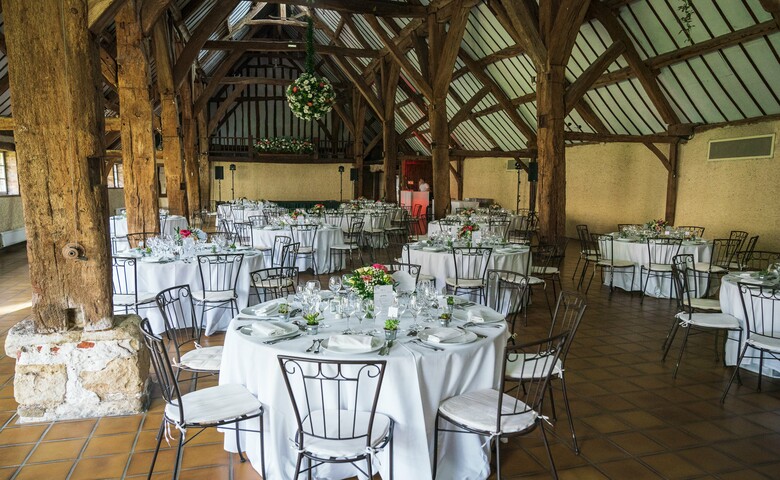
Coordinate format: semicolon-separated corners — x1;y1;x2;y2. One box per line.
179;229;192;238
372;263;388;272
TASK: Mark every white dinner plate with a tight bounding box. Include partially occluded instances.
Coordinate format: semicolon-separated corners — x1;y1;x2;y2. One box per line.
418;327;477;346
237;321;299;339
452;308;504;323
319;336;384;354
240;303;284;318
422;247;446;252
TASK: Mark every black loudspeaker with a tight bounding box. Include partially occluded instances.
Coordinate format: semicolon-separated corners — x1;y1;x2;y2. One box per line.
527;162;538;182
215;166;224;180
349;168;358;181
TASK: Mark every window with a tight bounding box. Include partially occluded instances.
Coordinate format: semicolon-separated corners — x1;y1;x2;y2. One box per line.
0;152;7;195
107;163;124;188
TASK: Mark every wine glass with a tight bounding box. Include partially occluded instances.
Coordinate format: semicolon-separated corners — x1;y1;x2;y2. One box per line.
409;294;425;330
341;294;357;334
359;298;374;334
329;276;342;296
305;280;321;295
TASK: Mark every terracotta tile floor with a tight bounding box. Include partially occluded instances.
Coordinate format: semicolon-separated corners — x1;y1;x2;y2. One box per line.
0;242;779;479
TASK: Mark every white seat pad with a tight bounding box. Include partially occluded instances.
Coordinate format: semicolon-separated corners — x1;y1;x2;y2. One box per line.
330;244;360;250
298;247;315;254
694;262;727;273
192;290;236;302
647;263;673;271
445;278;484;288
114;292;156;306
438;389;537;434
179;346;223;372
747;334;780;353
254;277;294;288
505;353;561;379
165;384;261;425
675;312;740;329
598;260;634;268
300;409;391;459
418;274;435;282
683;297;721;311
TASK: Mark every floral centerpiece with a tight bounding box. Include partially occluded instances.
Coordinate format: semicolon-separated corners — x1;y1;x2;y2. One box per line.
345;264;395;300
286;18;336;120
290;208;307;221
310;203;326;216
489;203;502;211
254;137;315;154
461;208;476;217
458;221;479;239
349;202;361;211
175;227;207;243
645;219;670;234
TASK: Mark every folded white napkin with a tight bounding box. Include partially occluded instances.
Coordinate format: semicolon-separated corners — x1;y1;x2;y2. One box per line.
467;309;485;323
425;327;463;343
392;270;415;292
328;335;374;350
253;302;279;315
251;322;286;337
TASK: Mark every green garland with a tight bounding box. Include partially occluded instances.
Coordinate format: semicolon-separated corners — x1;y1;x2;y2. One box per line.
286;17;336;121
254;137;315;154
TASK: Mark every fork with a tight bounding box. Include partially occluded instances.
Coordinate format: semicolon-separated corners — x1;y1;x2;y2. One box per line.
462;322;504;329
305;340;318;352
408;339;443;351
313;339;323;354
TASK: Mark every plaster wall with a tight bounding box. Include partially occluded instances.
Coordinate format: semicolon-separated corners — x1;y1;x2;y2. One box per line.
210;161;353;202
461;157;530;211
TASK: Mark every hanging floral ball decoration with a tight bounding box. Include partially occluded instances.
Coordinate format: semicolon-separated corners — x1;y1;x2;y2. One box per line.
286;17;336;121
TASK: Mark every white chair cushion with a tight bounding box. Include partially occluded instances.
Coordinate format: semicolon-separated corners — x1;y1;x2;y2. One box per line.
300;409;391;459
528;276;545;286
747;334;780;353
505;353;562;380
445;278;484;288
254;277;294;288
438;389;537;434
418;274;435;282
114;292;156;306
675;312;740;329
192;290;236;302
179;346;223;372
598;259;634;268
533;266;560;275
330;244;360;251
683;297;721;311
647;263;672;271
165;384;261;426
694;262;727;273
298;247;315;254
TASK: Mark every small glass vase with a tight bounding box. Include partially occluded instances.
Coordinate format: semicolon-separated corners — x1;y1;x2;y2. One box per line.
305;324;319;335
439;316;452;327
384;329;397;342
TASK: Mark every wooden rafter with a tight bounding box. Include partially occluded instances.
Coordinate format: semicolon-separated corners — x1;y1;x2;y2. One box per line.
208;85;247;134
202;40;379;57
565;131;680;143
140;0;173;35
564;40;625;114
88;0;127;33
451;44;525;81
263;0;427;17
194;49;246;113
448;86;489;131
496;0;547;67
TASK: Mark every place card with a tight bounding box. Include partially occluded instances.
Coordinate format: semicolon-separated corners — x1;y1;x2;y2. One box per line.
374;285;394;322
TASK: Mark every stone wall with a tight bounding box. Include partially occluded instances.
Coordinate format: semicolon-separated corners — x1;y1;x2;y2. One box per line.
4;315;150;423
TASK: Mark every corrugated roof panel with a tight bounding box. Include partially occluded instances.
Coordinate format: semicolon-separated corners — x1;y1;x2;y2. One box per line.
453;121;493;151
742;37;780;102
348;14;385;50
717;47;778;116
485;59;533;99
480;111;526;150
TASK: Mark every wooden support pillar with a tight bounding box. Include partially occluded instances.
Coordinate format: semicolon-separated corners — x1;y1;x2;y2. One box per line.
536;65;567;242
380;59;401;202
352;91;366;198
116;0;160;234
5;0;113;331
152;19;186;217
197;108;211;209
665;141;679;225
429;93;449;219
180;78;201;212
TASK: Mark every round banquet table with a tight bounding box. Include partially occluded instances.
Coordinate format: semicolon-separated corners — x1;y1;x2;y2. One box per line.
720;274;780;377
252;225;345;274
406;244;531;291
220;300;510;480
604;236;712;298
118;249;264;335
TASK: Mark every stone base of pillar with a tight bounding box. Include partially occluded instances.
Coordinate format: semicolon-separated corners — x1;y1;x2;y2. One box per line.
4;315;150;423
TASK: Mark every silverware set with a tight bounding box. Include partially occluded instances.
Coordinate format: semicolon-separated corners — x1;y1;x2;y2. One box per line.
305;339;323;354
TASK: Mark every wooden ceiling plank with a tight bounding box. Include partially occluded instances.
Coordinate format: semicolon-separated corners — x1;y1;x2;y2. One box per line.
592;2;679;125
564;40;625;114
173;0;241;89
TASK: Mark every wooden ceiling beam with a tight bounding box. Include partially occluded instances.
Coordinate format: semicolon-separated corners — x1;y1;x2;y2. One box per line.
496;0;547;67
242;18;308;27
564;40;624;114
140;0;173;35
448;85;490;131
365;15;433;101
202;39;379;57
193;49;245;113
565;131;680;143
759;0;780;28
173;0;241;89
208;84;247;134
450;148;536;158
88;0;128;33
262;0;427;17
228;2;267;37
547;0;591;65
592;2;679;125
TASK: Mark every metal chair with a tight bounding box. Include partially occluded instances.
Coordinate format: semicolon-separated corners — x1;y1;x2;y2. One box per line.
263;235;292;268
250;267;299;304
233;221;255;247
721;283;780;402
125;231;161;249
383;262;422;285
677;226;705;238
329;218;364;271
289;224;320;275
504;291;586;453
729;230;749;250
738;250;780;271
571;224;596;282
433;333;569;480
402;243;435;284
731;235;760;270
140;319;265;480
485;269;530;334
155;285;222;389
640;237;682;303
111;256;157;314
278;356;394;479
590;234;636;298
248;215;266;228
693;238;741;296
662;255;742;379
446;247;492;302
194;254;243;321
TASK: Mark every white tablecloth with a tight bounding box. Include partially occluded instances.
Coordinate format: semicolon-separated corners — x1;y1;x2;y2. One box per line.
451;201;479;211
407;245;531;291
110;215;188;238
119;251;264;335
720;276;780;376
604;238;711;298
220;304;509;479
252;225;345;274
